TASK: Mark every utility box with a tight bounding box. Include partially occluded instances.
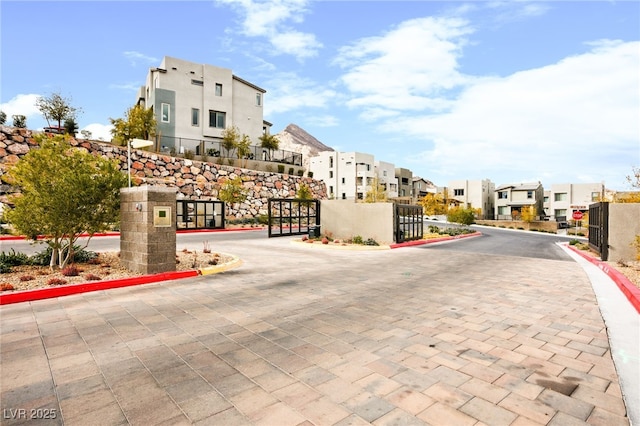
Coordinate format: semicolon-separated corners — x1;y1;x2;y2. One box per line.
120;186;177;274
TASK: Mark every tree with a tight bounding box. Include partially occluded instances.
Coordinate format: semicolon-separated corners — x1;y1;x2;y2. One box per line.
447;206;475;225
236;134;252;167
221;126;240;158
109;105;157;146
35;92;81;129
64;117;79;137
296;183;312;200
259;133;279;160
80;129;93;140
12;115;26;128
4;134;127;269
364;176;388;203
521;205;537;223
218;176;247;218
419;193;448;215
0;110;6;125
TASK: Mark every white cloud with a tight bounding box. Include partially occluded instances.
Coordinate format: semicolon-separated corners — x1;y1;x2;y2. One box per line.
109;82;142;92
264;73;340;115
81;123;113;142
216;0;322;60
335;16;474;112
397;40;639;187
123;51;158;67
303;115;339;128
0;94;41;121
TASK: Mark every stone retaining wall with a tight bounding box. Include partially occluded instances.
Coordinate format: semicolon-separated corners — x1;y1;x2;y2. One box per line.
0;126;326;218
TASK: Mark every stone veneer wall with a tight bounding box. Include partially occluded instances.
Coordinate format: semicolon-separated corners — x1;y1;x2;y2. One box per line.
0;126;327;218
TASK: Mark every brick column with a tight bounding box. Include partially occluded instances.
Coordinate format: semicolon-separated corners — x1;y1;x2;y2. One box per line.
120;186;177;274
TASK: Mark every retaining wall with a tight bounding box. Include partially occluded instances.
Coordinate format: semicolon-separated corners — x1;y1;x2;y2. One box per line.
0;126;326;218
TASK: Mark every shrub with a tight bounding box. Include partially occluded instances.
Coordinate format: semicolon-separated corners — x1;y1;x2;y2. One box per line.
277;164;285;173
569;239;579;245
428;225;440;234
363;238;379;246
184;150;195;160
19;275;35;282
47;278;67;286
61;265;79;277
288;167;294;175
30;245;96;266
447;207;475;225
0;283;15;291
307;171;314;178
352;235;363;245
0;262;12;274
84;274;102;281
0;249;31;266
256;214;269;225
297;170;304;176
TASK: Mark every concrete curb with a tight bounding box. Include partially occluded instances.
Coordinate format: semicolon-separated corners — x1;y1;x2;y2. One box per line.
289;232;482;250
565;244;640;314
390;231;482;249
0;255;243;306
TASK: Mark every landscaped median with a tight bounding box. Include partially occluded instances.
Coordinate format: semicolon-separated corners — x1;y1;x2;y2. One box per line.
0;253;242;306
565;243;640;314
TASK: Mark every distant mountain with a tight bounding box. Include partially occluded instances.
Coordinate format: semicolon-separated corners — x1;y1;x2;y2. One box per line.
274;124;333;170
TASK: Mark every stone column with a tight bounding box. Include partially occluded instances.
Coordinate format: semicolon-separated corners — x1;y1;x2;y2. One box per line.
120;186;177;274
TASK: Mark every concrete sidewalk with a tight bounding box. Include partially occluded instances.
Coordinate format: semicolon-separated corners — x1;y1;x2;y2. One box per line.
0;236;635;425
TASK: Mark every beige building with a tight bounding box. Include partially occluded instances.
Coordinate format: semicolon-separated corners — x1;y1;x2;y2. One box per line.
448;179;495;219
375;161;399;199
136;56;270;152
395;168;413;200
412;177;437;204
546;183;605;221
495;182;544;219
310;151;376;200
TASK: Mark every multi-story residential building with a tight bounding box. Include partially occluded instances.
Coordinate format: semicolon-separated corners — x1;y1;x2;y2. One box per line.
375;161;399;199
494;182;544;219
412;177;437;204
448;179;495;219
136;56;271;152
547;183;605;221
310;151;377;200
395;168;413;200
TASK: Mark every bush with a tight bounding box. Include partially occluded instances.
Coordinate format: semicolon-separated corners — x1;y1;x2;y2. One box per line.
30;245;97;266
447;207;475;225
47;278;68;286
363;238;379;246
297;170;304;177
256;214;269;225
569;239;580;245
84;274;102;281
0;249;31;266
288;167;294;175
61;265;79;277
308;171;314;178
277;164;285;173
352;235;363;245
428;225;440;234
19;275;35;282
0;262;12;274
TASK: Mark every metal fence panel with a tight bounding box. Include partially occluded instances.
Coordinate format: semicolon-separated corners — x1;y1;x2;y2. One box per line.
588;202;609;261
177;200;225;230
395;204;423;243
268;199;320;238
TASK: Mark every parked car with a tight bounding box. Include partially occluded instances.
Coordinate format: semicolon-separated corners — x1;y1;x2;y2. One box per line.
43;126;65;134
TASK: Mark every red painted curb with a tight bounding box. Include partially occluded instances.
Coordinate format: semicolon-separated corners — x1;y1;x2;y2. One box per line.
0;270;199;305
390;231;482;249
566;245;640;314
0;228;266;241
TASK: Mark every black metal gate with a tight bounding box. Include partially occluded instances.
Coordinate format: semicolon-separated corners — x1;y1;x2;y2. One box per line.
395;204;423;243
268;198;320;238
588;202;609;260
176;200;225;230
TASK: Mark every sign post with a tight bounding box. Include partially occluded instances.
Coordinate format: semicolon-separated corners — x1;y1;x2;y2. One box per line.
572;210;583;236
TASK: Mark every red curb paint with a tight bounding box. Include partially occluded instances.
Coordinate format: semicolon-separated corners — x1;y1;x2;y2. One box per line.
0;270;199;305
390;231;482;249
567;245;640;314
0;228;266;241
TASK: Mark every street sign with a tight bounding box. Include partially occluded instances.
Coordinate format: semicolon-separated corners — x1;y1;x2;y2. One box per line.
572;211;583;220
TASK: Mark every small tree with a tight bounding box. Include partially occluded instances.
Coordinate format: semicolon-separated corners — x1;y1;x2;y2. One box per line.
109;105;156;146
236;134;252;167
0;110;6;125
218;176;247;218
296;183;312;200
64;117;79;137
221;126;240;158
419;193;448;215
259;133;280;160
521;205;537;223
12;115;27;128
4;134;127;269
447;206;475;225
80;129;93;140
35;92;81;129
364;176;387;203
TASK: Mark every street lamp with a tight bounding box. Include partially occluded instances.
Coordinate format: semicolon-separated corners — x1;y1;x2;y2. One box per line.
128;138;154;187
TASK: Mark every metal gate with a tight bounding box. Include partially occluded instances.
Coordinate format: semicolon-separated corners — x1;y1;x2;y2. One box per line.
268;198;320;238
588;202;609;260
395;204;423;243
176;200;225;230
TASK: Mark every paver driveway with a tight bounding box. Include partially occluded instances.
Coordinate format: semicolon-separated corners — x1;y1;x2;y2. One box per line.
0;237;629;425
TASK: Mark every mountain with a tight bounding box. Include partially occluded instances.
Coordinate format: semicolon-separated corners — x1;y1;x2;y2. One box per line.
274;124;333;170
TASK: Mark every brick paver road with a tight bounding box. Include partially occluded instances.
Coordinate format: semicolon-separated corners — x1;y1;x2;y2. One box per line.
0;237;630;425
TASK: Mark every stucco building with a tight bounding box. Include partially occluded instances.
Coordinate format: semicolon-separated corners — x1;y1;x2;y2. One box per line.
494;182;544;219
448;179;495;219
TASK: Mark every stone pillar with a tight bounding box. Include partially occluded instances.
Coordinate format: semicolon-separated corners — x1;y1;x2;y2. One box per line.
120;186;177;274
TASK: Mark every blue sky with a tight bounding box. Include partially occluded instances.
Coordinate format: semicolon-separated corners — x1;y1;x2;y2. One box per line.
2;0;638;190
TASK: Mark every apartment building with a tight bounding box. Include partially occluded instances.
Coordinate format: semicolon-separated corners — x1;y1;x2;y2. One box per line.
412;177;437;203
395;168;413;200
448;179;495;219
136;56;271;152
494;182;544;219
375;161;399;199
310;151;378;200
545;183;605;221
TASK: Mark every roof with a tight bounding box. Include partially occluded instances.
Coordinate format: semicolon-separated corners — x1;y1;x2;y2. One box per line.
496;182;541;191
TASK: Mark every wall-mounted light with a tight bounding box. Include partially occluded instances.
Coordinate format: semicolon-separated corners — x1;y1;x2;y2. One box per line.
136;203;143;212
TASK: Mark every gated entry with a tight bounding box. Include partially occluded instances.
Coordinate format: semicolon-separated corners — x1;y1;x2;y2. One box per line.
588;202;609;261
176;200;225;230
268;198;320;238
395;204;423;243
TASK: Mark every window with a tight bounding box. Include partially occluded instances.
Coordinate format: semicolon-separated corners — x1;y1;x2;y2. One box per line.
554;193;567;202
591;192;600;201
329;186;333;194
256;93;262;106
191;108;199;126
544;196;549;203
161;103;170;123
341;177;345;184
329;171;333;178
555;209;567;218
329;156;333;168
498;206;508;215
383;170;387;176
209;110;226;128
498;191;508;199
527;191;533;199
191;79;203;86
215;83;222;96
341;193;346;199
454;189;464;196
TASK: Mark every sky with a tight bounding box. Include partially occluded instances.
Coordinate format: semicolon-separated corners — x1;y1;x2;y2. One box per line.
1;0;639;191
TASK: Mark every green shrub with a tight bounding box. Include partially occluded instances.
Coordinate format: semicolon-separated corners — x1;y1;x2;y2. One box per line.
184;150;195;160
297;170;304;176
363;238;379;246
277;164;285;173
0;249;31;266
30;245;97;266
256;214;269;225
446;207;475;225
0;262;12;273
569;239;579;245
307;171;314;178
352;235;363;245
428;225;440;234
288;167;294;175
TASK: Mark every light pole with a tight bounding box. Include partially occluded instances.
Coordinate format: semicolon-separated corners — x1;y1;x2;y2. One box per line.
128;138;154;187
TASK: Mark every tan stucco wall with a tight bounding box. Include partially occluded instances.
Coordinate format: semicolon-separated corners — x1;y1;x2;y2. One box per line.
608;203;640;262
320;200;394;244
